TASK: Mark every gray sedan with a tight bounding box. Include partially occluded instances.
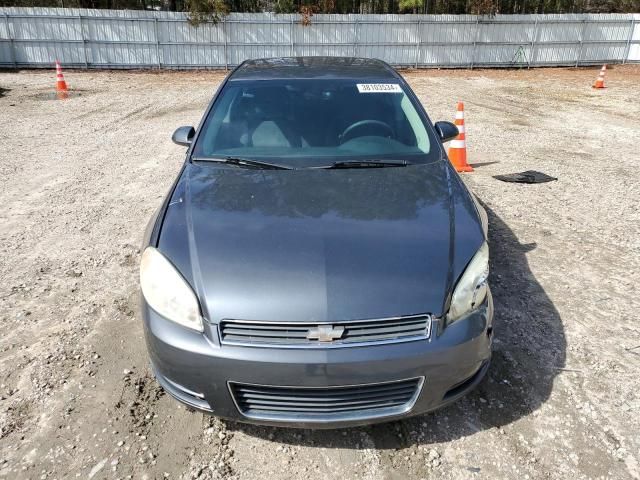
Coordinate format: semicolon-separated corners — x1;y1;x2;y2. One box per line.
139;57;493;428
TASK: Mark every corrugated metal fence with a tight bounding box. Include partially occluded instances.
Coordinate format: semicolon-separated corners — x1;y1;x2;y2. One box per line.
1;8;639;69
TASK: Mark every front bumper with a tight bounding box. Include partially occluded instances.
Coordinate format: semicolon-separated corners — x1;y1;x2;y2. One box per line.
142;292;493;429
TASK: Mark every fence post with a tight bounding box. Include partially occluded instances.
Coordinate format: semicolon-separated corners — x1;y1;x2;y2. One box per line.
4;13;16;68
414;19;420;69
154;18;161;69
290;17;294;56
622;18;635;64
353;18;359;57
223;17;228;70
575;19;587;67
78;14;88;69
470;17;480;69
529;18;539;68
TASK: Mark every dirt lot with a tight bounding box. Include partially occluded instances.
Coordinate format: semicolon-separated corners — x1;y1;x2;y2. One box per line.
0;65;639;480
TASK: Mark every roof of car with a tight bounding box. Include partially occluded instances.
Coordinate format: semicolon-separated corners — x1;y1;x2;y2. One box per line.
229;57;400;81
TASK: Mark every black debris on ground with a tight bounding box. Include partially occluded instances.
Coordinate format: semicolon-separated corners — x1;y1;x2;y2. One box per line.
493;170;558;184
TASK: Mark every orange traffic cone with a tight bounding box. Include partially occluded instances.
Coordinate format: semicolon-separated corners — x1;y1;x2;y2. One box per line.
55;60;69;99
593;65;606;89
448;102;473;173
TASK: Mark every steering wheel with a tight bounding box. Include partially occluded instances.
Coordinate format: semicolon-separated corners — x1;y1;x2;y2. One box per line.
339;119;394;144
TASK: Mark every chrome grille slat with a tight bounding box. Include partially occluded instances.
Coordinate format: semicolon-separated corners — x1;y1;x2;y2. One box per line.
239;394;413;408
236;386;416;401
243;401;407;414
345;322;427;335
223;328;310;338
220;315;431;348
343;330;428;342
222;335;310;344
343;319;428;329
230;378;423;421
224;324;310;331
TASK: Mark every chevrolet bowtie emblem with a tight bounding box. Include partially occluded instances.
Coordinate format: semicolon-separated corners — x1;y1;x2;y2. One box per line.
306;324;345;342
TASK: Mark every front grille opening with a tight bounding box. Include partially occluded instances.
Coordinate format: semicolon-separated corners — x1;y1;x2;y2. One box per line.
220;314;431;348
230;377;423;421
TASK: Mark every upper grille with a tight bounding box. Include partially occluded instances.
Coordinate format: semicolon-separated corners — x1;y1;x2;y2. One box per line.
219;314;432;347
229;377;423;422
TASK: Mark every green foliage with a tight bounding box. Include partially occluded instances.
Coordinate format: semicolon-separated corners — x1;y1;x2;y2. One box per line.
469;0;499;15
273;0;295;13
398;0;424;12
185;0;228;25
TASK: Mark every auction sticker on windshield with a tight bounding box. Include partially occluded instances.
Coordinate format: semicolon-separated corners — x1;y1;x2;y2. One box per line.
357;84;403;93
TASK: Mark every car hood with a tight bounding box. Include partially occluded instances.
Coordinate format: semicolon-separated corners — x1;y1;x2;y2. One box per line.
158;160;485;322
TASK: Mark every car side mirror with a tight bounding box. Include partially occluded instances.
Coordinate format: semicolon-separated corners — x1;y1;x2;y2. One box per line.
434;121;459;143
172;126;195;147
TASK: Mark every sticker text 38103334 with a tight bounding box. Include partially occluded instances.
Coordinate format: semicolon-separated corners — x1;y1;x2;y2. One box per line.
356;84;403;93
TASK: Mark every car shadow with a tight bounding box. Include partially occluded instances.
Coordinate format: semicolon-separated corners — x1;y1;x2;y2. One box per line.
469;161;500;168
223;203;566;448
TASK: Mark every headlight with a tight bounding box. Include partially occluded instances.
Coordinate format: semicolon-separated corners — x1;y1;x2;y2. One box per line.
140;247;203;332
447;242;489;323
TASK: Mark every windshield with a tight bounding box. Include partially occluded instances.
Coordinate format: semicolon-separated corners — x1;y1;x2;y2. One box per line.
191;79;439;168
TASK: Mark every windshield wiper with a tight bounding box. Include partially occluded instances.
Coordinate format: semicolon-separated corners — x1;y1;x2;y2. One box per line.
317;159;409;169
192;156;292;170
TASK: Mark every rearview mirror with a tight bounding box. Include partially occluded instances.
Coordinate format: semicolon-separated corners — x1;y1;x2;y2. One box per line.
172;126;195;147
434;121;459;143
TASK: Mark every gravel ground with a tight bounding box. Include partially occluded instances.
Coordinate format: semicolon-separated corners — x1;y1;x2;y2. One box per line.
0;65;639;480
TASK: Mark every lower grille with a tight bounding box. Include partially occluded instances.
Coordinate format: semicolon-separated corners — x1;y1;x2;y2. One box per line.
220;314;432;348
229;377;423;422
